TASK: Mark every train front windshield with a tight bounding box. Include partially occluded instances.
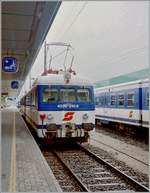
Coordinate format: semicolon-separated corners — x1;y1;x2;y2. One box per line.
60;89;76;102
43;89;58;102
42;87;92;103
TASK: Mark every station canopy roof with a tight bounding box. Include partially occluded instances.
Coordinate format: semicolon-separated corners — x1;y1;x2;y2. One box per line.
2;1;61;99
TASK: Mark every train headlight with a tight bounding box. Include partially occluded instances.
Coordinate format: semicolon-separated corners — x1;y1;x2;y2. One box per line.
83;113;89;120
47;114;53;121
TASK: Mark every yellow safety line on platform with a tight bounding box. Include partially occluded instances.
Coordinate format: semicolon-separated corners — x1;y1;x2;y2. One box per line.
9;112;16;192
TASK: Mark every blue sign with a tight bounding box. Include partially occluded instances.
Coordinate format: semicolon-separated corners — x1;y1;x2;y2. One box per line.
11;81;19;89
2;57;18;72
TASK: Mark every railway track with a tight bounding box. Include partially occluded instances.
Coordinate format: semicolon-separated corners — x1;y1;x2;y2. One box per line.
90;137;148;166
42;150;86;192
83;143;149;186
42;143;149;192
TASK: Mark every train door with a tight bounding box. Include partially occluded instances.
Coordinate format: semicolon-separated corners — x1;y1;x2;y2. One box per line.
104;93;109;116
100;94;106;121
24;96;26;115
141;84;149;128
109;92;117;122
35;87;38;110
139;82;143;127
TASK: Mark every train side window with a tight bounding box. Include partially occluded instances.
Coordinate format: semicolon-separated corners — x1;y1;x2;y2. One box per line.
34;87;38;107
30;92;32;106
77;89;90;102
22;97;25;106
110;95;116;106
95;96;100;105
43;88;58;103
31;89;35;106
127;93;135;107
105;95;109;106
146;91;149;107
33;89;36;106
99;96;103;106
26;94;30;106
118;94;125;106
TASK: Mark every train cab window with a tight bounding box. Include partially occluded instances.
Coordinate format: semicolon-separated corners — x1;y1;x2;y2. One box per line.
77;89;90;102
127;93;135;107
146;91;149;107
110;95;116;106
118;94;125;106
60;89;76;102
42;88;58;103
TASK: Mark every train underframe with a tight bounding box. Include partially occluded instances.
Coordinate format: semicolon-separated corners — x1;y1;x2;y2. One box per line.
22;114;93;144
95;118;149;138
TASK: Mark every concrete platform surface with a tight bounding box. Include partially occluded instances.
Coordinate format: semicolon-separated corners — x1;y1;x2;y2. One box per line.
2;107;62;192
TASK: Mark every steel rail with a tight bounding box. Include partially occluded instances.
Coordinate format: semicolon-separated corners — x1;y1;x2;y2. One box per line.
78;143;149;192
91;137;148;166
52;150;90;192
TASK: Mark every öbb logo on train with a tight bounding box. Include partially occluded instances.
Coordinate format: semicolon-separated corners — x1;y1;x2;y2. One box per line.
63;112;75;121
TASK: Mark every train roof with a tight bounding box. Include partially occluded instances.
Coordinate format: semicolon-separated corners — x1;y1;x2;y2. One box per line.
95;68;149;88
95;78;149;93
33;73;94;86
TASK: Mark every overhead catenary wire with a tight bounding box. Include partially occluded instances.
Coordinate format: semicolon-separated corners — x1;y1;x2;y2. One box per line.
59;1;88;41
100;46;148;67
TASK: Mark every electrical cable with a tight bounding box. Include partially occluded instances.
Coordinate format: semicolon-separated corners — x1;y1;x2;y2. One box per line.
59;1;88;40
99;46;148;67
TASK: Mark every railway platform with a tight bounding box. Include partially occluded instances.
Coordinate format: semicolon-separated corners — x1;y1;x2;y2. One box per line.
2;106;62;192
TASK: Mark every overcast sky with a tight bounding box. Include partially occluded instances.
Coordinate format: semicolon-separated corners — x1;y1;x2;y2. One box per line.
22;1;149;96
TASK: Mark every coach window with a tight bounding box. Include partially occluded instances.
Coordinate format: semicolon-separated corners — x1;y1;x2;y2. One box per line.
31;89;35;106
35;88;38;106
118;94;125;106
146;91;149;107
60;89;76;102
95;97;99;105
77;89;90;102
127;93;135;107
43;88;58;103
98;96;101;106
110;95;116;106
30;92;32;106
26;94;30;106
23;98;25;106
99;96;104;106
105;95;108;106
